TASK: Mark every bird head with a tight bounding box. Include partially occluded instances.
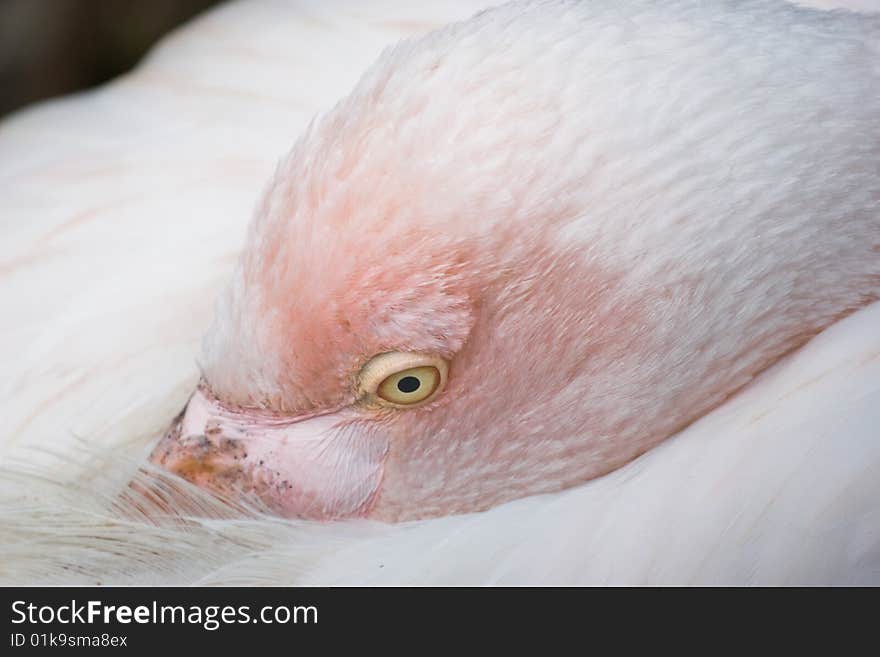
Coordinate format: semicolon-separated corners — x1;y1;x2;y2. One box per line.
148;1;875;520
147;6;658;521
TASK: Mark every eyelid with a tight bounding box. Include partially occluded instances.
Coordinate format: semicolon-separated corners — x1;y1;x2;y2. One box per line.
357;352;449;407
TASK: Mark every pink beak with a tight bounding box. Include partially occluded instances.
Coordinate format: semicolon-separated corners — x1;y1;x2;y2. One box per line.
148;384;388;519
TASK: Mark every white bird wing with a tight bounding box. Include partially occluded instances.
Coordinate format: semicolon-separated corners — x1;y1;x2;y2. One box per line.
1;0;877;585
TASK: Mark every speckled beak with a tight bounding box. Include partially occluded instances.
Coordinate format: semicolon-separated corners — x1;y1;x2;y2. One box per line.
148;383;388;520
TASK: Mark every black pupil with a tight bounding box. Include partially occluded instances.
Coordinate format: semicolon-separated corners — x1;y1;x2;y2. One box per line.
397;376;421;394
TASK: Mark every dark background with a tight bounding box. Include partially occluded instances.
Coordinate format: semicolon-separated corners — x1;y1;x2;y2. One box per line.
0;0;223;119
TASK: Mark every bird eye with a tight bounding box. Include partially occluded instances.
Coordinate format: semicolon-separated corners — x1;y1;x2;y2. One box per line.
378;365;440;404
357;352;448;407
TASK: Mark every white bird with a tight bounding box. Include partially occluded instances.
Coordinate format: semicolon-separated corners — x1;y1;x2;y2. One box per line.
1;0;878;585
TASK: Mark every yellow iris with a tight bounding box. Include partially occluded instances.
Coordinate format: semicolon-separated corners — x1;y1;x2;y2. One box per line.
377;365;441;404
358;352;449;408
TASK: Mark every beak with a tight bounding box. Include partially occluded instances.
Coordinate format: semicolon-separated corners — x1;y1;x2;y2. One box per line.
148;383;388;520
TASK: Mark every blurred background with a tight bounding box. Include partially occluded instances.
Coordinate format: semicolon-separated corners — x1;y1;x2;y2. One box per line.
0;0;223;119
